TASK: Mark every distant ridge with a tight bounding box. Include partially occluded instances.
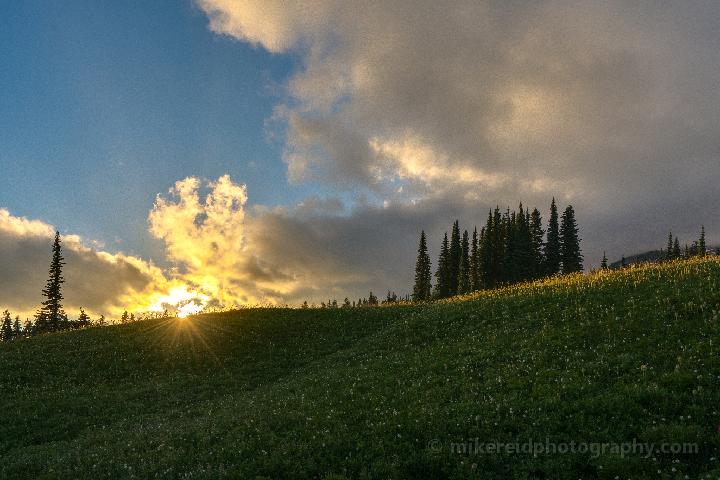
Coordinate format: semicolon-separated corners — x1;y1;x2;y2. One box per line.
610;246;719;269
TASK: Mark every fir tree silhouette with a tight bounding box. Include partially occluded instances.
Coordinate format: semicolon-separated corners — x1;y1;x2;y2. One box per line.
35;231;66;333
412;231;432;301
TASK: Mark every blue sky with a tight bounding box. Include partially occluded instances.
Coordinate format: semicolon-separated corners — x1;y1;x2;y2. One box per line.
0;0;309;258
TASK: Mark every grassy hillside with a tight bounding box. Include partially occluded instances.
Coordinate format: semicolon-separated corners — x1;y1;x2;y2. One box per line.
2;258;720;479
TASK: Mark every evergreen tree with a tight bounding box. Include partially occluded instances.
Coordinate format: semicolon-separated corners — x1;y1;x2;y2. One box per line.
448;221;462;296
12;316;21;337
469;227;481;291
545;198;561;275
699;225;707;255
600;251;608;269
529;208;545;278
480;210;495;288
35;231;66;333
673;237;681;258
412;231;432;301
560;205;583;273
666;232;674;260
78;307;90;326
23;319;33;337
458;230;471;294
121;310;129;323
368;292;378;305
1;311;12;341
512;204;533;282
433;233;451;299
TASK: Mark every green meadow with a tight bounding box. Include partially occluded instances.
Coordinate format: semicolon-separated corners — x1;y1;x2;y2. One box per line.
1;257;720;479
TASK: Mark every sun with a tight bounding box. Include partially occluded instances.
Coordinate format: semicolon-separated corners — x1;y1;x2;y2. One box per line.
145;284;210;318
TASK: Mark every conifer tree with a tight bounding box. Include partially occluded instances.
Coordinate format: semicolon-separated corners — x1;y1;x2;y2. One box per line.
23;319;33;337
545;198;561;275
698;225;707;255
368;292;378;305
458;230;470;294
35;231;66;333
469;227;481;291
433;233;451;299
412;230;432;301
12;316;21;337
494;207;505;285
529;208;545;278
78;307;90;326
448;221;462;296
480;210;495;288
600;251;608;269
673;237;681;258
666;232;674;260
1;311;12;341
512;204;533;282
560;205;583;273
121;311;129;323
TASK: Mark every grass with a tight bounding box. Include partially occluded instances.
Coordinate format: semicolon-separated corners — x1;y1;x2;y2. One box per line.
1;257;720;479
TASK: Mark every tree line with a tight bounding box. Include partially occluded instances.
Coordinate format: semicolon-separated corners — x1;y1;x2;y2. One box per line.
614;225;712;268
412;199;582;301
0;232;141;342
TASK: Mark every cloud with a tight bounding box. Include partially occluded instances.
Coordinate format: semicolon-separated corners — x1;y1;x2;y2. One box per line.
0;209;174;319
148;175;299;306
197;0;720;267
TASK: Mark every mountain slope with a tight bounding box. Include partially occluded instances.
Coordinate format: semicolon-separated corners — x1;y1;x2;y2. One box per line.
1;258;720;479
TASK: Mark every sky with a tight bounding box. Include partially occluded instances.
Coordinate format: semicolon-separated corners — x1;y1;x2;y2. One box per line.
1;1;719;318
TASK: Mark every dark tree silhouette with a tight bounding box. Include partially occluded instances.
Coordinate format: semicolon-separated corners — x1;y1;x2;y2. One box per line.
1;310;13;341
458;230;471;294
545;198;561;275
673;237;681;258
469;227;481;291
666;232;674;260
560;205;583;273
412;230;432;301
23;319;33;336
12;316;22;337
433;233;451;299
448;221;462;296
35;231;67;333
529;208;544;278
601;252;608;269
78;307;90;326
698;225;706;255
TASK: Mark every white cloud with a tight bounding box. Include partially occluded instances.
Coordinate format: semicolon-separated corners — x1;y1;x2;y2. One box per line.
196;0;720;268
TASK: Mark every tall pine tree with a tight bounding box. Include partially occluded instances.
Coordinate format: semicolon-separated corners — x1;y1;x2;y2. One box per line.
12;316;22;338
666;231;674;260
412;231;432;301
698;225;706;255
448;221;462;296
529;208;545;278
560;205;583;273
673;237;681;258
545;198;561;275
458;230;470;294
35;231;66;333
469;227;481;291
433;233;451;299
1;311;12;341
